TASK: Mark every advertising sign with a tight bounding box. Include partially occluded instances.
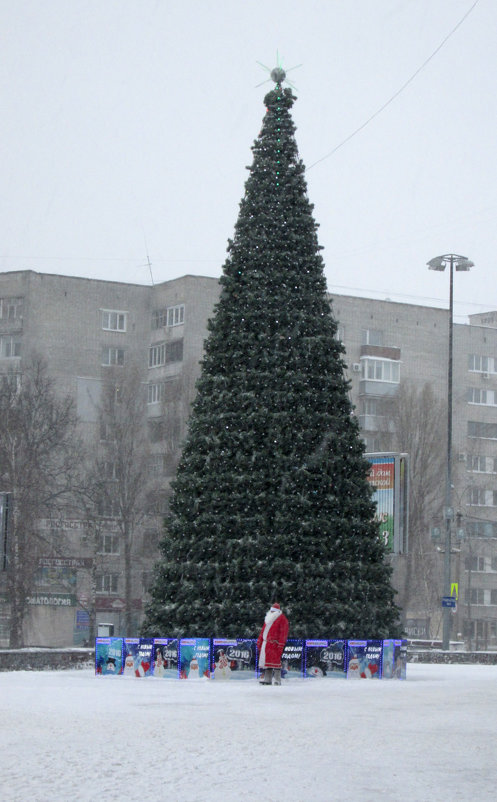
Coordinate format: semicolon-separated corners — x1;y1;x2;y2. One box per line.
346;640;382;679
280;639;304;679
179;638;211;679
122;637;154;677
366;453;409;554
211;638;257;680
305;639;347;679
152;638;179;678
95;637;123;675
382;639;407;679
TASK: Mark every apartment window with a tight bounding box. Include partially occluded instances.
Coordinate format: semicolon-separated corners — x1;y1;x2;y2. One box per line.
96;573;119;594
0;297;23;320
0;336;21;358
469;487;487;506
465;555;485;571
470;588;485;605
167;304;185;327
96;533;120;555
491;590;497;605
335;325;345;343
361;358;400;383
103;461;117;480
468;388;488;405
466;520;497;538
468;354;491;373
166;339;183;363
361;398;379;415
102;347;125;366
468;421;497;440
97;497;120;517
101;310;127;332
152;304;185;330
149;339;183;368
361;329;383;346
467;455;487;472
148;454;166;476
148;382;166;404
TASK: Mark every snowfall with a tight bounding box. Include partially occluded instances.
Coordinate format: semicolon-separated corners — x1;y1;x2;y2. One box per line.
1;663;496;802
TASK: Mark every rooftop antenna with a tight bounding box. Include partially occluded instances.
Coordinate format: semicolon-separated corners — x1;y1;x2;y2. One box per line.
141;228;155;285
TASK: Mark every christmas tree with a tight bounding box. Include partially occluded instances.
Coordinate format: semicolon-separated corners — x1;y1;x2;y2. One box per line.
143;71;400;639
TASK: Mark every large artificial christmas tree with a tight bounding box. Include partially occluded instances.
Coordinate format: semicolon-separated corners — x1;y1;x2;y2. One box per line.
143;71;400;639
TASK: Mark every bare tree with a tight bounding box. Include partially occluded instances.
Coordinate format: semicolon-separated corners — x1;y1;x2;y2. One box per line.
82;365;152;635
0;355;80;647
378;381;446;624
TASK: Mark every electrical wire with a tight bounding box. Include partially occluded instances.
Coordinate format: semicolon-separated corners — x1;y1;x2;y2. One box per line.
306;0;480;171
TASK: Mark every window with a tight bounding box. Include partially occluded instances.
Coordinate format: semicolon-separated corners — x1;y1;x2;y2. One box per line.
468;487;487;506
468;388;487;405
148;382;166;404
96;533;120;555
96;573;119;594
166;339;183;363
361;358;400;383
148;454;166;476
152;304;185;329
468;354;493;373
468;421;497;439
466;520;497;538
0;336;21;358
101;310;127;332
0;297;23;320
465;555;485;571
361;329;383;346
149;340;183;368
167;305;185;327
491;590;497;605
97;497;120;517
103;461;117;480
102;347;125;366
470;588;485;605
467;455;487;472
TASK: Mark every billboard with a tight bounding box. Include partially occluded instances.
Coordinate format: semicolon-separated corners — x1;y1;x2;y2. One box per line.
366;453;409;554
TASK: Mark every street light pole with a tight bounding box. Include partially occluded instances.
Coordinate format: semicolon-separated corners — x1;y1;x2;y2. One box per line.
427;253;473;651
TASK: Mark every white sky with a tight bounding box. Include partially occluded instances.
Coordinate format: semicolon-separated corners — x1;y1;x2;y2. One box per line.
1;663;497;799
1;0;495;322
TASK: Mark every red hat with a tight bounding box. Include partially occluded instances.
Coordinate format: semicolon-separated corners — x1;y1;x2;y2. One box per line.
270;603;280;610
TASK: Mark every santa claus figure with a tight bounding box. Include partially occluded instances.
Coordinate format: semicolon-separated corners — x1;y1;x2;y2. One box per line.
257;602;289;685
188;656;201;679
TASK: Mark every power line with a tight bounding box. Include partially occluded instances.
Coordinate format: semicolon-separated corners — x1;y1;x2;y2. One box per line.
306;0;480;171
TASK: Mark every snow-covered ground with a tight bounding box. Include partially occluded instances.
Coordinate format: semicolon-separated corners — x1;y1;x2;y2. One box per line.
1;663;495;801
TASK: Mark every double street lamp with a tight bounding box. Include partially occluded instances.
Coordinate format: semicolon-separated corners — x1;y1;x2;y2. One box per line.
427;254;474;651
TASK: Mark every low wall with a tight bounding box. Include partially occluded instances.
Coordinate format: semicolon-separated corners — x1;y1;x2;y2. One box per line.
0;648;94;672
408;649;497;665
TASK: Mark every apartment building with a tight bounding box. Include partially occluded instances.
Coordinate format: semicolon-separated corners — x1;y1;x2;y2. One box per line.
1;269;496;648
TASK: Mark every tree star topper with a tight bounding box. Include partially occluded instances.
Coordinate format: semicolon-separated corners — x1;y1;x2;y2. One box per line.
256;52;301;90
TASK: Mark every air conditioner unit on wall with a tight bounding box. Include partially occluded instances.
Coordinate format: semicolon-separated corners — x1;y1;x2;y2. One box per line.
458;453;466;462
352;363;361;373
482;372;489;379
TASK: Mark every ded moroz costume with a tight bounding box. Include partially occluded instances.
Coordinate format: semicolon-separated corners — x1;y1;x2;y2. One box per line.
257;603;289;685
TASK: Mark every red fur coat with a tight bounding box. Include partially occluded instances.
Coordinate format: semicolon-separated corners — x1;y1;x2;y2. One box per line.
257;608;289;669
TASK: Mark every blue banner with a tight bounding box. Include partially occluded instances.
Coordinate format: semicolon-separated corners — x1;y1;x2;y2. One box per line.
211;638;257;679
347;640;383;679
305;639;347;679
95;637;123;675
179;638;211;679
152;638;179;678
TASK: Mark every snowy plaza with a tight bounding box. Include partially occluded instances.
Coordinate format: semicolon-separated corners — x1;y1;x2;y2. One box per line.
1;662;496;801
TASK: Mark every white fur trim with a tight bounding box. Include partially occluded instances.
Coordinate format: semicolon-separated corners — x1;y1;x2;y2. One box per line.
259;609;281;668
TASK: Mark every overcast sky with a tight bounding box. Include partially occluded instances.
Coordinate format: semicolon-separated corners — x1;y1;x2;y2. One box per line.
1;0;494;322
